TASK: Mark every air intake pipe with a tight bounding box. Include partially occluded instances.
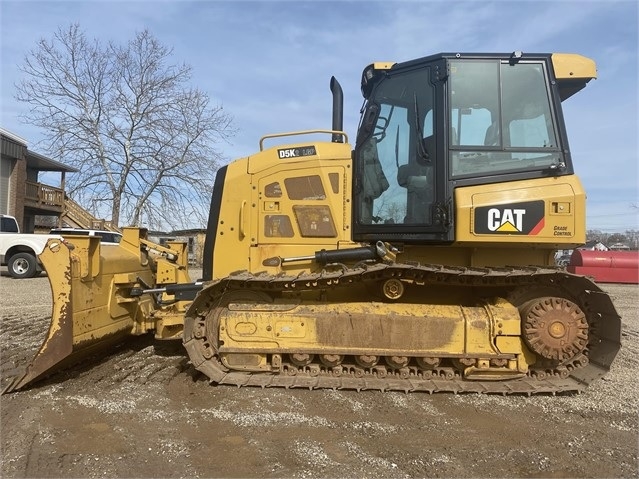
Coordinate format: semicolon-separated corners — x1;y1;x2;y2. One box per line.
330;76;344;143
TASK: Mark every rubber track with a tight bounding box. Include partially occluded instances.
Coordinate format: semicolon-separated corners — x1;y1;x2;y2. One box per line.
184;262;621;395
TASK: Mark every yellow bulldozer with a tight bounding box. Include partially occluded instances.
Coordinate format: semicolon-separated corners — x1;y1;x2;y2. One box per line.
3;51;621;395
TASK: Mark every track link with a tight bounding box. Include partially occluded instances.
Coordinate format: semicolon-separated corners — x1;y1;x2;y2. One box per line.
183;262;621;395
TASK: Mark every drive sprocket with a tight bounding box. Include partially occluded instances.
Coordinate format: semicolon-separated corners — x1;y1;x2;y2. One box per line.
521;297;588;362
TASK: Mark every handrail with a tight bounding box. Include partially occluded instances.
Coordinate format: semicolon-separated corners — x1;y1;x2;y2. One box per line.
63;197;121;232
25;181;65;207
259;130;349;151
23;181;119;232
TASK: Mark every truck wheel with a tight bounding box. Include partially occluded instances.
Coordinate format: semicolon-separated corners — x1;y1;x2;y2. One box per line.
8;252;38;279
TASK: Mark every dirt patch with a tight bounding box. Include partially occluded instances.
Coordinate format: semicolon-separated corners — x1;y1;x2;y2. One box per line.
1;272;637;478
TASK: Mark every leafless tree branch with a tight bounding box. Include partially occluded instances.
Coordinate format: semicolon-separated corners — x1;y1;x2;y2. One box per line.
16;24;236;228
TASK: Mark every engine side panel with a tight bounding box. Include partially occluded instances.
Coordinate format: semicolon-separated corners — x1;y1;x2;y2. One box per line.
211;140;358;280
455;175;586;247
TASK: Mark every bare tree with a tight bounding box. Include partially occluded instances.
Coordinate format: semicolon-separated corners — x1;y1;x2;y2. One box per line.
625;229;639;249
16;24;235;229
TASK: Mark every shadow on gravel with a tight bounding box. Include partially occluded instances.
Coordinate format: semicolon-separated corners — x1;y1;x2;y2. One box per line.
0;270;46;278
4;334;209;394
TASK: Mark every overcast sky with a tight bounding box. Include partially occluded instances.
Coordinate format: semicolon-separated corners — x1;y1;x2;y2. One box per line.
1;0;637;232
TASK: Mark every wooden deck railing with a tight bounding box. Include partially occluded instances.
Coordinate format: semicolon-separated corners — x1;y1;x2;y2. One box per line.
25;181;120;232
25;181;65;207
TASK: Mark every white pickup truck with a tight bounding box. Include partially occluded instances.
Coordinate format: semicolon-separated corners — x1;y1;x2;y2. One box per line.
0;215;62;279
0;215;124;279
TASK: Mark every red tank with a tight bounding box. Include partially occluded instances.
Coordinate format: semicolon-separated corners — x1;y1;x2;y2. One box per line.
568;250;639;284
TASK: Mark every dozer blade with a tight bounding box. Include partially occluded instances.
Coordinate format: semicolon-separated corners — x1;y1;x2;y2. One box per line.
2;241;74;393
3;235;157;393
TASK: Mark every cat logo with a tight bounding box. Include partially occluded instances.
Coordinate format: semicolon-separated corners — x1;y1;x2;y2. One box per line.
474;200;545;235
488;208;525;232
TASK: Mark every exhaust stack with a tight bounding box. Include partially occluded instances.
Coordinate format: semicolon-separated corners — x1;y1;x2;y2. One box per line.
330;76;344;143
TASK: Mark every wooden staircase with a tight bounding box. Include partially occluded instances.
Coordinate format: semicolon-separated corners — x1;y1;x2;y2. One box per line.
61;197;120;232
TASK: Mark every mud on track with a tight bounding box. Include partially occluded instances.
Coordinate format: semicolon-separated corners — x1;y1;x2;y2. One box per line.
1;271;637;478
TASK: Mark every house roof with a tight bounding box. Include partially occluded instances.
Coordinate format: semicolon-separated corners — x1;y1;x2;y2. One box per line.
0;127;27;144
26;150;78;173
1;127;78;173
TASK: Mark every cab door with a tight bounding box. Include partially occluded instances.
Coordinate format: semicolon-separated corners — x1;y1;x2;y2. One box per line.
352;60;452;243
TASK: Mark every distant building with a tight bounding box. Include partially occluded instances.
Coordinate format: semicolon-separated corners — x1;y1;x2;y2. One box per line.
579;240;609;251
147;229;206;266
609;243;630;251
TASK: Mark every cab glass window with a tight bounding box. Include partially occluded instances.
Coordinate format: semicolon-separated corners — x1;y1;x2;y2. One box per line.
355;67;436;226
449;60;560;178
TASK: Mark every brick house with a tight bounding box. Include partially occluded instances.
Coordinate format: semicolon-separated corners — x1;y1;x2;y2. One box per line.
0;128;77;233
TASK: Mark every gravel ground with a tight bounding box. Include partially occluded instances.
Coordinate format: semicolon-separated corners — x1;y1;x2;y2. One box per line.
1;269;637;478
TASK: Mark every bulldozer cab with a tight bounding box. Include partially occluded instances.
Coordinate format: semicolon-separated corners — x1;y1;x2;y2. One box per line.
352;52;593;244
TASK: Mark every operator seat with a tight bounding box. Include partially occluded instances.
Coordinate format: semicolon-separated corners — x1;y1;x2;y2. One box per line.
397;135;435;224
